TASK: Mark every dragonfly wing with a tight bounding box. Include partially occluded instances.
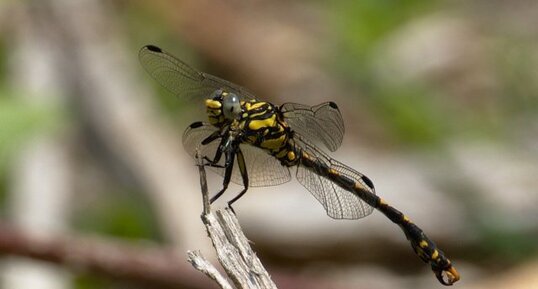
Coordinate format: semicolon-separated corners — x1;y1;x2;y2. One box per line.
139;45;256;100
238;143;291;187
295;135;374;219
183;122;290;187
280;102;344;152
182;121;220;160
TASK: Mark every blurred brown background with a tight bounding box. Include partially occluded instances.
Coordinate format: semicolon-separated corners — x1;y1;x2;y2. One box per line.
0;1;537;289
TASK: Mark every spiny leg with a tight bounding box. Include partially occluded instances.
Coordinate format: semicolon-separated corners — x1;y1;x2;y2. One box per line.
201;133;227;168
209;148;235;204
201;130;222;146
226;148;249;213
204;135;226;166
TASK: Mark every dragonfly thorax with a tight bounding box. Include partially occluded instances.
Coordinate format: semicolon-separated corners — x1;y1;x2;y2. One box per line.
204;91;300;166
236;100;300;166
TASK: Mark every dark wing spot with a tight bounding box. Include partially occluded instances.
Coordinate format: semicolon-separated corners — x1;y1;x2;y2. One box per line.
189;121;204;129
328;101;339;110
146;45;162;53
361;175;375;190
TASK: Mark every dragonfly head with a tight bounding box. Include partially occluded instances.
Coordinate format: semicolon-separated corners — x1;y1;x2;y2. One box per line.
205;89;242;125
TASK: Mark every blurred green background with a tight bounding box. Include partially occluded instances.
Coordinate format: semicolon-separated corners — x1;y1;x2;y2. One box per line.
0;1;537;289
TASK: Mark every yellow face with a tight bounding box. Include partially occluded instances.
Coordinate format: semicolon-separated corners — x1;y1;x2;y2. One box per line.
205;98;224;125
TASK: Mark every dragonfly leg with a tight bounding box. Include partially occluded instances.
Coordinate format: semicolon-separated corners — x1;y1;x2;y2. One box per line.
202;156;225;168
202;136;226;168
201;130;221;145
209;148;235;204
227;148;249;213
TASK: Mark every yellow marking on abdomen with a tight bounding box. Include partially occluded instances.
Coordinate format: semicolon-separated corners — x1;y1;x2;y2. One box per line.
431;249;439;260
419;240;428;248
287;151;296;161
276;149;288;158
328;168;340;176
354;182;366;191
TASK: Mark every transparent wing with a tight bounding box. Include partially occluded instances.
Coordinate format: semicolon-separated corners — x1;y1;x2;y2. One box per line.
182;121;220;161
139;45;256;101
294;135;375;219
237;144;292;186
280;102;344;152
182;122;291;187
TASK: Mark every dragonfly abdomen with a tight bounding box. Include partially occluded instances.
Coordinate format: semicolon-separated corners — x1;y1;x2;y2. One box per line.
297;150;460;285
299;150;378;206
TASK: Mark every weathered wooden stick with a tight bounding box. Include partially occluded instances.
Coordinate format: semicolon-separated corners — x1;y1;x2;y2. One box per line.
190;153;277;289
187;250;233;289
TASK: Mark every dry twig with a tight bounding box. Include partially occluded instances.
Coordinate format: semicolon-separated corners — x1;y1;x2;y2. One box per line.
189;153;277;289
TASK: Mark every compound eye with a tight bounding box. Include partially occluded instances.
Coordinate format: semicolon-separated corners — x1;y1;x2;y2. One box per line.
222;92;241;120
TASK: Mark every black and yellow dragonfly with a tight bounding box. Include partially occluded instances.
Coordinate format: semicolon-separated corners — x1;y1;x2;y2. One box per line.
139;45;460;285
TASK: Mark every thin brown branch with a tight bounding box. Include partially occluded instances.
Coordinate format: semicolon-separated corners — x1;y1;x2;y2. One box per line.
0;222;213;289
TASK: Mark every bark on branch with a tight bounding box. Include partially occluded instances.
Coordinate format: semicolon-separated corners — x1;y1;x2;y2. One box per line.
188;154;277;289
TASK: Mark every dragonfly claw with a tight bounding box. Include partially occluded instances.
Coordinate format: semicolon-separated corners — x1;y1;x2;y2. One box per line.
227;203;237;215
435;265;460;286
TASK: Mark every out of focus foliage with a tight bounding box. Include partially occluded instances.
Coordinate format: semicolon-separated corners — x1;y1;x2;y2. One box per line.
332;1;538;146
0;96;64;163
73;186;162;240
0;91;64;214
331;1;445;145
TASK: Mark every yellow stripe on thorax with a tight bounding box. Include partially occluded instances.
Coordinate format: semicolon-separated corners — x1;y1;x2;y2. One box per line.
248;114;276;131
245;101;267;111
248;111;269;118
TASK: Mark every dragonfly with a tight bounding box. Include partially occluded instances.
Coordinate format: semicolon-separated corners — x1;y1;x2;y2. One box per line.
139;45;460;286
